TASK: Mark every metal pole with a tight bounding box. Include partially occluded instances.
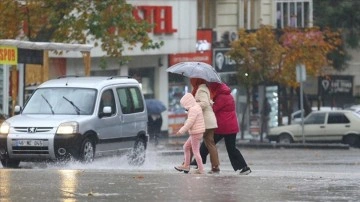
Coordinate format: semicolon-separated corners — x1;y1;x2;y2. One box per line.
296;64;306;144
300;79;305;144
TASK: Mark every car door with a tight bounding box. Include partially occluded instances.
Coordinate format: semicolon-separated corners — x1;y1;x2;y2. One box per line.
325;112;351;142
302;112;326;142
115;87;139;148
95;89;124;152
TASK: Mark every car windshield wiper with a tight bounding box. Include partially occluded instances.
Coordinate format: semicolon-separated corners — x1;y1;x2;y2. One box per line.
41;94;54;115
62;96;81;115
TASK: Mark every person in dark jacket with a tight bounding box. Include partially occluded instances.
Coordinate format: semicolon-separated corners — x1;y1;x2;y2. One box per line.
191;82;251;175
147;114;162;145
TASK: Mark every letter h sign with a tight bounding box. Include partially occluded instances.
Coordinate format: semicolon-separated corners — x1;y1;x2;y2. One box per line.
133;6;177;34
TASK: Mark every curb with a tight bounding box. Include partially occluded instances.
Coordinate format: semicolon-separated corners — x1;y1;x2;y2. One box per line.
235;142;350;149
157;139;350;151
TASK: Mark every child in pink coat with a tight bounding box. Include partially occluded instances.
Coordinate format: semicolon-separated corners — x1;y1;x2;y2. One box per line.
174;93;206;174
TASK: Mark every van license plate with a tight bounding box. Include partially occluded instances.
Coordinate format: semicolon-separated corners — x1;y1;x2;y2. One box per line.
15;140;43;147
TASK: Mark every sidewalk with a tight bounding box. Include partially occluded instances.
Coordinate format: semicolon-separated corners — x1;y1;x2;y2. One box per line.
154;132;350;152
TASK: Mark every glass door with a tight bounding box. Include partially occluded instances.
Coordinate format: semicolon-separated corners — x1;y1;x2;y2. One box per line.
0;65;10;122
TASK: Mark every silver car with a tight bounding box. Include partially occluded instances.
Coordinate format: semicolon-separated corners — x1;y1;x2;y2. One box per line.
267;110;360;147
0;76;148;168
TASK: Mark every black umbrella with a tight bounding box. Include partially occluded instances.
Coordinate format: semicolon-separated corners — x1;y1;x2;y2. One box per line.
145;99;166;114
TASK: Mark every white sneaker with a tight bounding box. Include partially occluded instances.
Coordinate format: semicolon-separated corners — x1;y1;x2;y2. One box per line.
238;166;251;175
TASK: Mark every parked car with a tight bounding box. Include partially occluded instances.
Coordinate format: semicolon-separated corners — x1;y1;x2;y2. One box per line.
267;110;360;147
0;76;148;168
346;105;360;115
282;107;341;125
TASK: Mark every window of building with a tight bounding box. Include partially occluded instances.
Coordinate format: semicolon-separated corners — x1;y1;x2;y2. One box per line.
276;0;312;29
129;67;154;99
197;0;216;28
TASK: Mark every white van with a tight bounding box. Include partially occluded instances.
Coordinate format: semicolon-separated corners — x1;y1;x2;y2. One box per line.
0;76;148;168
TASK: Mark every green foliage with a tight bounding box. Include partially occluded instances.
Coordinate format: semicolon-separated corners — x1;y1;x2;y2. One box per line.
0;0;163;58
313;0;360;69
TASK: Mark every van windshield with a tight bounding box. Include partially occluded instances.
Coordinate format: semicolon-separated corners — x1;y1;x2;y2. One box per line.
22;88;97;115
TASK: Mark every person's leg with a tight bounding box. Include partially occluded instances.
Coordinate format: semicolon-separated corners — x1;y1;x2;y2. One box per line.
203;129;220;169
175;136;191;172
223;134;248;171
190;133;204;172
183;137;192;167
192;134;222;166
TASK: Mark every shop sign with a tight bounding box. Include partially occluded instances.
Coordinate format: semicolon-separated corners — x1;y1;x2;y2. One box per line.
0;46;17;65
169;53;211;66
133;6;177;34
18;49;43;65
318;75;353;96
213;48;236;72
168;29;213;65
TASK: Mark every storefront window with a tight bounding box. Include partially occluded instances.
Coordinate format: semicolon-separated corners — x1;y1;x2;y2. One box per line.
129;67;155;99
168;73;188;136
168;73;188;114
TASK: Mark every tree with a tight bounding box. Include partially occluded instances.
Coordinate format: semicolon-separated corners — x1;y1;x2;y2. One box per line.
314;0;360;48
276;27;342;119
229;25;342;139
276;27;342;88
228;25;285;140
313;0;360;70
0;0;163;58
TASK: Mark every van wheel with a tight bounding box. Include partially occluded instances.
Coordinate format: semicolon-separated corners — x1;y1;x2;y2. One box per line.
1;159;20;168
79;138;95;163
343;135;360;148
127;138;146;166
278;133;293;144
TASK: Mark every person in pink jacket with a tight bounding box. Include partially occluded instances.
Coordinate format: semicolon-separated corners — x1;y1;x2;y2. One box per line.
191;82;251;175
174;93;206;174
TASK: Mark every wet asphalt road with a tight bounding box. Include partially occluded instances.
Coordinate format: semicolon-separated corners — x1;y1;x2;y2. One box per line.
0;141;360;201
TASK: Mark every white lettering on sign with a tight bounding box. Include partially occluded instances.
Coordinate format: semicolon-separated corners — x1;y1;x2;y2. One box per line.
322;78;353;94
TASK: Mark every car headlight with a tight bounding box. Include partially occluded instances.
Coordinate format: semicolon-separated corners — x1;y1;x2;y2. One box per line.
56;122;79;135
0;121;10;134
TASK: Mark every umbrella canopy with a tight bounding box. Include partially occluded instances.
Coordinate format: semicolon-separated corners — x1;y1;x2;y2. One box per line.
145;99;167;114
166;62;222;83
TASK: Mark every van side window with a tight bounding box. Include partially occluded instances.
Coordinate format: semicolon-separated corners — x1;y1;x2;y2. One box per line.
116;87;144;114
129;88;144;113
99;89;116;116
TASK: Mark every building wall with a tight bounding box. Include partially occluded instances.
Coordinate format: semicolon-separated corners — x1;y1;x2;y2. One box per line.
348;50;360;96
54;0;197;58
55;0;197;132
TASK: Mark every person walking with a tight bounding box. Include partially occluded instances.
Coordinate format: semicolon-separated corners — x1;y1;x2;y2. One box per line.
192;82;251;175
147;113;162;145
190;78;220;173
174;93;206;174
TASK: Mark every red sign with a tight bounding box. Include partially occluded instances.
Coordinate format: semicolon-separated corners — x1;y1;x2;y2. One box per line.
133;6;177;34
168;29;213;66
169;53;211;66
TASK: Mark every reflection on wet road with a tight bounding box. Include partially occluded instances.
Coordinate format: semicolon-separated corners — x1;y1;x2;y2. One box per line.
0;145;360;201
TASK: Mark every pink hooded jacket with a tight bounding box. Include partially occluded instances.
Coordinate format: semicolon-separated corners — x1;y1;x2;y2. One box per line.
178;93;206;135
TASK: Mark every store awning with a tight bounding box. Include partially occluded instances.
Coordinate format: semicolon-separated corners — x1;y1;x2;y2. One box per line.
0;39;93;52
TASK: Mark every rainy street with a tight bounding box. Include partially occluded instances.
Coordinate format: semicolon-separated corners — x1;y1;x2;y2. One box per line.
0;141;360;202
